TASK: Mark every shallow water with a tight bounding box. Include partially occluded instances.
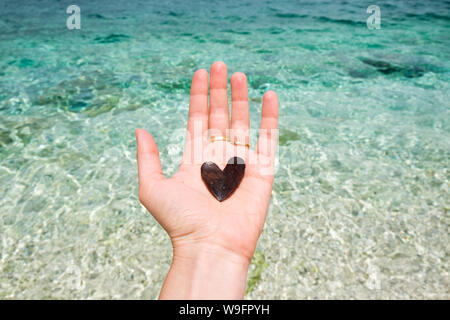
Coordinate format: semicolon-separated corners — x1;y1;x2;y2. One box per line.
0;0;449;299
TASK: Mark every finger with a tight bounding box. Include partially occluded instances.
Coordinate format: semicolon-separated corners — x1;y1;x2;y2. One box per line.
135;129;165;196
256;91;279;158
183;69;209;164
230;72;250;145
208;61;229;137
186;69;209;141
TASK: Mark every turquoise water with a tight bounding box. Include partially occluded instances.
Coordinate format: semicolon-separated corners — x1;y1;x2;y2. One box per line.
0;0;449;299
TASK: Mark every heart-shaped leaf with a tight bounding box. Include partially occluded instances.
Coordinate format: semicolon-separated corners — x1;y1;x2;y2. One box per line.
201;157;245;202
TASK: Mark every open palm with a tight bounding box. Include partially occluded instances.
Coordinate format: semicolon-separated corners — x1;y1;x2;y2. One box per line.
136;61;279;262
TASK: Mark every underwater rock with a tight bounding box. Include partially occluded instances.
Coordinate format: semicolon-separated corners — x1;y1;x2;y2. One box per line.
360;58;404;74
153;78;191;93
316;16;366;26
15;119;52;145
88;13;106;19
348;68;376;79
279;129;301;146
0;128;13;146
274;13;308;19
224;29;251;35
246;250;268;294
94;34;131;44
247;74;284;90
17;58;35;68
83;96;119;117
359;57;433;78
201;157;245;202
35;71;123;117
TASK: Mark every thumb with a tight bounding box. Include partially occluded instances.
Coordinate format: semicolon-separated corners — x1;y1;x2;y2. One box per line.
135;129;165;202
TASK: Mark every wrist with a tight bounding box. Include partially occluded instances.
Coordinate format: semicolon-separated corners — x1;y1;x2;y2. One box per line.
159;242;251;299
173;242;252;268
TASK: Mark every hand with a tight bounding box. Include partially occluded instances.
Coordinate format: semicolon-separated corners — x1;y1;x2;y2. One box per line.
135;61;279;299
